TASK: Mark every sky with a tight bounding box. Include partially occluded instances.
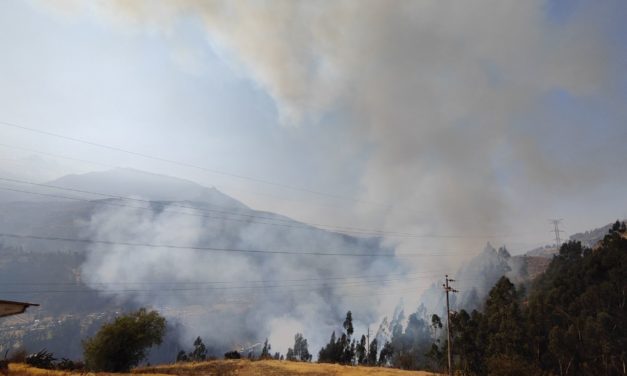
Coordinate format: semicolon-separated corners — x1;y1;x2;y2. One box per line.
1;0;626;258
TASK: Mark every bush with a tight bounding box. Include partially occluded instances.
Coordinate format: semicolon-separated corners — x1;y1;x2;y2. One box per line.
83;308;166;372
224;351;241;359
56;358;85;371
25;349;55;369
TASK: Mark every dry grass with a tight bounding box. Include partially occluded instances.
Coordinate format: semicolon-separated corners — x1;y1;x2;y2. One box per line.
7;363;168;376
9;360;440;376
134;359;440;376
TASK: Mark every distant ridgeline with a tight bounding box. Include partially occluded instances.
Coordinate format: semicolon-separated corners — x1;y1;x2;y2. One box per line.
0;169;396;363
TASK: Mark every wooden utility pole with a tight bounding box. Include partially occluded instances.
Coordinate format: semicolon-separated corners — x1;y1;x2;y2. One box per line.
443;275;458;376
366;325;370;356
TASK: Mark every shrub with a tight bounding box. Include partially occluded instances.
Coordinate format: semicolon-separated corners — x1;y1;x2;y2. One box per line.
224;351;241;359
83;308;166;372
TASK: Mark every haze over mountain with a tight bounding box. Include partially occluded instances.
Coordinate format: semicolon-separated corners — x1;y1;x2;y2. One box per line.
0;168;401;356
0;167;622;366
49;168;249;208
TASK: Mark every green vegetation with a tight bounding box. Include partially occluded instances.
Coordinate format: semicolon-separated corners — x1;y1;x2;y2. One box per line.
432;221;626;375
82;308;166;372
176;336;209;362
7;221;625;375
286;333;312;362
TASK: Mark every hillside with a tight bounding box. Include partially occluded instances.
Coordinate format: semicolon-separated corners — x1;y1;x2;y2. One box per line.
0;169;397;362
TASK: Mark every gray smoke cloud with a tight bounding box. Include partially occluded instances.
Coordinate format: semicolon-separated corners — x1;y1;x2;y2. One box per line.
61;0;622;239
80;200;406;355
46;0;625;356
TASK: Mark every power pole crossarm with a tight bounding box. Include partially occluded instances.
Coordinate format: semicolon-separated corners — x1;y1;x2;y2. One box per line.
443;275;458;376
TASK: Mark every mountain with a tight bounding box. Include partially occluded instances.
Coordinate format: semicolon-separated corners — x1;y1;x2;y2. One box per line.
0;168;397;361
569;222;617;248
0;168;246;251
47;168;249;209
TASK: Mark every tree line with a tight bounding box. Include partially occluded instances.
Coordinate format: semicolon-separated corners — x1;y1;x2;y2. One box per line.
433;220;626;375
9;221;625;375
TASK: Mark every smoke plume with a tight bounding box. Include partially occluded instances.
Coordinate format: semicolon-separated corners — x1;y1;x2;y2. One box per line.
47;0;625;356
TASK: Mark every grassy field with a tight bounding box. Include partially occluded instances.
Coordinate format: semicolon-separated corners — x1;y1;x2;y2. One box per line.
134;359;439;376
8;360;439;376
6;363;167;376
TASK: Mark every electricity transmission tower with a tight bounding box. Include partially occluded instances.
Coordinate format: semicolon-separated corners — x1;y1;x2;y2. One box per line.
550;219;564;249
443;275;458;376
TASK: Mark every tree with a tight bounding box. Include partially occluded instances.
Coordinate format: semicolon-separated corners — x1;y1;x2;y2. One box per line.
318;331;338;363
83;308;166;372
189;337;207;361
260;338;272;360
378;341;393;366
367;338;378;365
356;335;367;364
286;348;295;361
431;314;442;340
176;351;189;362
343;311;354;337
483;277;528;359
389;312;431;369
425;343;444;372
291;333;311;362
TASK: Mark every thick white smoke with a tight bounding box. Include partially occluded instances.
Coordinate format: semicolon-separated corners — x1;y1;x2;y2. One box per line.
80;201;407;355
53;0;622;242
49;0;625;356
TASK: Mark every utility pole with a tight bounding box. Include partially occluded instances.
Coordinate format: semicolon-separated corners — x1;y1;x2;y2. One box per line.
443;275;458;376
550;219;564;249
366;325;370;357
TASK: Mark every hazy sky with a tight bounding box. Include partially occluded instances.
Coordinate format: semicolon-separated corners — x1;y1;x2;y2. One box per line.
1;0;626;258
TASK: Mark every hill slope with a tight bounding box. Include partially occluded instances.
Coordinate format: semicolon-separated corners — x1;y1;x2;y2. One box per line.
0;169;397;362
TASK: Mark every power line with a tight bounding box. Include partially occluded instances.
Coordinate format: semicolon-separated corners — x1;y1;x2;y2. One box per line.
0;176;531;240
0;122;536;241
0;177;434;238
0;120;381;206
0;285;434;304
0;269;450;286
0;275;444;294
0;142;353;212
0;184;358;235
0;276;484;297
0;186;532;256
0;232;463;258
